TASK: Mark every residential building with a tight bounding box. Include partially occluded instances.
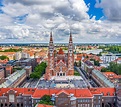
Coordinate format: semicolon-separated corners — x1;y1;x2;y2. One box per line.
5;64;13;77
0;66;32;88
0;68;4;79
15;58;38;71
91;70;114;87
100;55;118;64
81;59;94;74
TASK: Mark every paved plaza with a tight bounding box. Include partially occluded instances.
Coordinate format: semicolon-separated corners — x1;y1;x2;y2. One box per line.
36;76;89;88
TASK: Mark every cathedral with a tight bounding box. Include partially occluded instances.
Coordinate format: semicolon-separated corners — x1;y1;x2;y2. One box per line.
45;32;74;80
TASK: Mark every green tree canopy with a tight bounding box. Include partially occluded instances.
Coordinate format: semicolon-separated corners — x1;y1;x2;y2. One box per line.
30;62;47;79
90;59;100;66
0;55;9;60
101;62;121;75
39;95;53;105
0;48;22;52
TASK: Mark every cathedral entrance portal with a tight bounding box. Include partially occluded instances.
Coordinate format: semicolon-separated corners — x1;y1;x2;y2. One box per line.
57;73;66;76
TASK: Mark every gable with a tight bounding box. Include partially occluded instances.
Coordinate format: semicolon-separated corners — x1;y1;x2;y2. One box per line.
57;92;69;97
56;60;66;68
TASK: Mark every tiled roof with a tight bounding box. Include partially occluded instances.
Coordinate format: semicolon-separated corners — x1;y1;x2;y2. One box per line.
58;48;64;55
85;60;93;66
103;72;121;79
90;88;115;96
103;72;117;76
114;58;121;62
0;88;115;98
37;104;54;107
94;66;104;71
0;88;36;96
75;89;93;98
56;89;70;96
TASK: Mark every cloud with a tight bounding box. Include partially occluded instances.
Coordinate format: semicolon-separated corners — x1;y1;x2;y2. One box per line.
95;0;121;21
0;0;120;43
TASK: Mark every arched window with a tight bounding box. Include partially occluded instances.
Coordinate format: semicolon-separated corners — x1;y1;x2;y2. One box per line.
1;104;3;107
107;92;110;96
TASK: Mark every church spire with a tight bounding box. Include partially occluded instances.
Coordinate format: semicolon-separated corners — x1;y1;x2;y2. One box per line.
69;32;73;43
50;32;53;43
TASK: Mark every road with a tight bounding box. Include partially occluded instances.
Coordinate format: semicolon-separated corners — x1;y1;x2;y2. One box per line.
80;67;99;87
21;79;39;88
75;67;92;88
75;67;99;87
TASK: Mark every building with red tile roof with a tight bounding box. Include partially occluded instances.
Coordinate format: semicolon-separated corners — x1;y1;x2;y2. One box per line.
113;57;121;64
103;72;121;84
0;87;119;107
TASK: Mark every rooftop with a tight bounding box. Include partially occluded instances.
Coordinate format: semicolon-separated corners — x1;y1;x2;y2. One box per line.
58;48;64;55
92;70;114;87
0;69;26;88
0;87;115;98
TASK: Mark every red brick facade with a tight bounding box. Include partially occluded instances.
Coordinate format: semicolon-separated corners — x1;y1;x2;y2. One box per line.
45;33;74;80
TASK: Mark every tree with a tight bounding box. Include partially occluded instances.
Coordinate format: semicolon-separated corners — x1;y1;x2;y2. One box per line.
79;60;81;66
108;62;121;74
101;62;121;75
74;62;77;66
30;62;47;79
90;59;100;66
0;48;22;52
39;95;54;105
101;68;109;72
74;70;80;76
0;55;9;60
97;52;102;56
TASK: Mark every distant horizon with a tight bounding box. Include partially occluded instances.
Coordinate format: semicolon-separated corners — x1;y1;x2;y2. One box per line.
0;42;121;44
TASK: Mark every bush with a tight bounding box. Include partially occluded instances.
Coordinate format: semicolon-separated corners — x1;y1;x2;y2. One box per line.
74;70;80;76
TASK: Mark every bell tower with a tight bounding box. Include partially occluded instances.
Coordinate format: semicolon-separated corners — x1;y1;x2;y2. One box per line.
45;32;54;80
68;32;74;75
48;32;54;70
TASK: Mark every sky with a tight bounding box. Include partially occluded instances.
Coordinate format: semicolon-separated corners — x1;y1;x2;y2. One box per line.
0;0;121;43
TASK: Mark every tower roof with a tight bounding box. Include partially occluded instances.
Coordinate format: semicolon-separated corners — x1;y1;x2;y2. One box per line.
58;48;64;55
50;32;53;42
69;32;72;42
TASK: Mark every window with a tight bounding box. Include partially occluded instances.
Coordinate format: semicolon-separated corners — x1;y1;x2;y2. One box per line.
1;104;3;107
9;94;14;102
17;103;19;107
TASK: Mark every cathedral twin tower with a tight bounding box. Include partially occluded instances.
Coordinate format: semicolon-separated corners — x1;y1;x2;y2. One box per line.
45;32;74;80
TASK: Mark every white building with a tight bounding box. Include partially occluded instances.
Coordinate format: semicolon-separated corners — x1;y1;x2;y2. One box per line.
14;52;30;60
100;54;118;64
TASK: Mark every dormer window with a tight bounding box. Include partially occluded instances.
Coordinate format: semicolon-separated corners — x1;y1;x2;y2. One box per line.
102;92;104;96
107;92;110;96
32;89;35;92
